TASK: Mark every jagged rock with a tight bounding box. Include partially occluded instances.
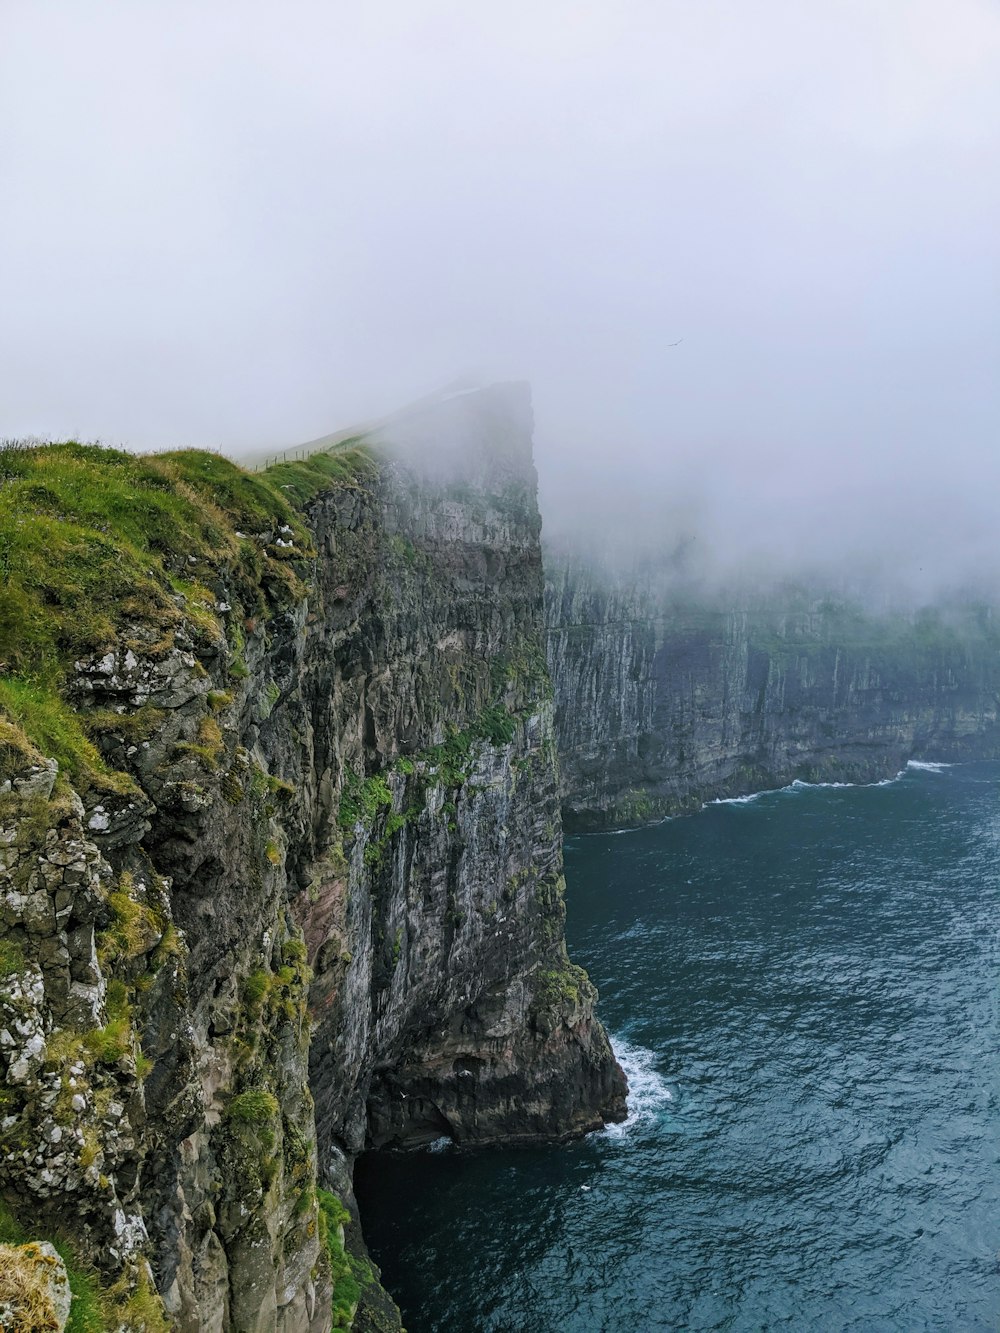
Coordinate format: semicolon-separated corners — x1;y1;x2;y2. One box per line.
11;760;58;802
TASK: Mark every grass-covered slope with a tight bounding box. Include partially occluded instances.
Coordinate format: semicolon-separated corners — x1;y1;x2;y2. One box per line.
0;438;374;797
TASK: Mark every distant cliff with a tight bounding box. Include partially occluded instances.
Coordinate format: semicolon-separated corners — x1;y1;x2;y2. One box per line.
545;554;1000;831
0;389;625;1333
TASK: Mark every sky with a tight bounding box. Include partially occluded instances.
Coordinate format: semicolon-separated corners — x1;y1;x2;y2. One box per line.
3;1;999;593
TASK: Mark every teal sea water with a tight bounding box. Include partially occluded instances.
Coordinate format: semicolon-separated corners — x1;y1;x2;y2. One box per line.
356;761;1000;1331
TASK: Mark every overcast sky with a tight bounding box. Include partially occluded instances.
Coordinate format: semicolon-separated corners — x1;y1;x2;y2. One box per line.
3;2;999;590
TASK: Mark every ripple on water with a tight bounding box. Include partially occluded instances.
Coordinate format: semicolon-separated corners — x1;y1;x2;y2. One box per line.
357;761;1000;1333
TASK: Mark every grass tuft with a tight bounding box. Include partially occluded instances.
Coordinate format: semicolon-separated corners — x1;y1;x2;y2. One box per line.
226;1089;280;1126
0;1199;105;1333
317;1188;374;1329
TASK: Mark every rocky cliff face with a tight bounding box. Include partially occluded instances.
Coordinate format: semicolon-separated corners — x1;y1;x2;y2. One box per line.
290;389;626;1167
0;389;625;1332
545;554;1000;830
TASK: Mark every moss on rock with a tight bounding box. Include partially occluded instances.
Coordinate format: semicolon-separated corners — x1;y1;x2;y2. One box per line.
0;438;372;791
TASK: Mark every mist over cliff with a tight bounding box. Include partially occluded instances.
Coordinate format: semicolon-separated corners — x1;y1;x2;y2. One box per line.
5;6;1000;1330
4;1;1000;611
537;444;1000;611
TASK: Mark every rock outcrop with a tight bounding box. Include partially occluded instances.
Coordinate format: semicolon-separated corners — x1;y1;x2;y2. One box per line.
545;553;1000;830
0;388;625;1332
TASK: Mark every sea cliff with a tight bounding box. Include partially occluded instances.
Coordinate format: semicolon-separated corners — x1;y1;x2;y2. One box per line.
8;379;997;1331
0;387;625;1331
545;553;1000;831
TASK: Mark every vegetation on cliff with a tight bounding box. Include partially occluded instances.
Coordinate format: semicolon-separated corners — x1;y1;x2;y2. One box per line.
1;399;625;1332
0;1197;167;1333
0;438;373;796
0;437;375;1331
316;1190;380;1330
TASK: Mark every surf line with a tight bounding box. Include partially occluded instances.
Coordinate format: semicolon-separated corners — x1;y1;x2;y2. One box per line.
706;758;955;809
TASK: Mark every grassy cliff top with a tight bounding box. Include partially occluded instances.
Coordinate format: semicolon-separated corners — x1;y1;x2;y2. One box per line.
0;438;374;795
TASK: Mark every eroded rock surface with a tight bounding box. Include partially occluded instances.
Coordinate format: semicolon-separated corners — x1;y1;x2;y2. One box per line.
0;386;624;1332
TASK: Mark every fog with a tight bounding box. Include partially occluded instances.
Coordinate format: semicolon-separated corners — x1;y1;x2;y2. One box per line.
3;2;999;598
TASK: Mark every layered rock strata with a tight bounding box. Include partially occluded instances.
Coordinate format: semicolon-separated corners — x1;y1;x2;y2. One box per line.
0;387;625;1333
545;556;1000;830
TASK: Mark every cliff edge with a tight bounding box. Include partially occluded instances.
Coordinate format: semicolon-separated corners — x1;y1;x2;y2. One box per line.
0;386;625;1331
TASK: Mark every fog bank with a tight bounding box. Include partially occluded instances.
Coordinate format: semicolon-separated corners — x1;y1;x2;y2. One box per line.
3;2;999;597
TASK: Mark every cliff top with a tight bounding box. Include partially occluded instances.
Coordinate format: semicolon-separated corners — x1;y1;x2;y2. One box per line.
0;437;374;798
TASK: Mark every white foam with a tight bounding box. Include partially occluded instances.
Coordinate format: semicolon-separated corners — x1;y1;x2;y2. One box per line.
708;790;766;806
427;1135;454;1153
590;761;955;839
706;770;907;809
603;1036;674;1138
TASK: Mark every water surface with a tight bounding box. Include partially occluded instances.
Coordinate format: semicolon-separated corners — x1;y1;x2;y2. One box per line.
356;761;1000;1330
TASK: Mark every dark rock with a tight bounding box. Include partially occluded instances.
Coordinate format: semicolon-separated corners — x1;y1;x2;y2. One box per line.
1;385;624;1333
545;557;1000;829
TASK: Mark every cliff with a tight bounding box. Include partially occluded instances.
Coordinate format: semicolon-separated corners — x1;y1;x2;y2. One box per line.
0;388;625;1332
545;553;1000;830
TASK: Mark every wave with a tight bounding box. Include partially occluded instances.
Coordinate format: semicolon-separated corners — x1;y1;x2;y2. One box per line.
708;790;767;806
603;1036;674;1138
427;1135;454;1153
707;771;905;808
586;758;960;836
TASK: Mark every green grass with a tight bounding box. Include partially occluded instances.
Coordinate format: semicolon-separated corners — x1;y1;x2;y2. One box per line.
155;448;305;536
317;1188;375;1329
243;969;272;1007
83;1018;131;1065
338;769;393;832
224;1089;281;1160
83;979;135;1065
476;703;517;746
535;959;591;1009
0;715;45;783
80;705;166;745
0;678;131;797
262;446;376;507
0;938;25;978
100;882;164;964
0;1197;106;1333
225;1089;280;1126
0;438;372;791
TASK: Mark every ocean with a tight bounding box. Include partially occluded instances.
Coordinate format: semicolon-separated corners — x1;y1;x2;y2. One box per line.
357;761;1000;1331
